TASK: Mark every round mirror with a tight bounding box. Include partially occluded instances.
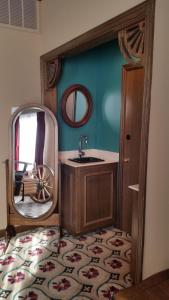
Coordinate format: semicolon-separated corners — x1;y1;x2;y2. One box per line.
61;84;93;127
11;104;58;220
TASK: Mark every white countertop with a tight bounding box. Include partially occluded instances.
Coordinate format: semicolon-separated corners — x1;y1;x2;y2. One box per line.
59;149;119;168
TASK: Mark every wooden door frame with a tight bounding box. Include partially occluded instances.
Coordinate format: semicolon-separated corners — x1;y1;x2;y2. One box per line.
119;63;144;229
40;0;155;283
119;64;145;283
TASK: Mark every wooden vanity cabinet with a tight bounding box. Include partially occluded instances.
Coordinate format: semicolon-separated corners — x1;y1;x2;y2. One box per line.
61;162;117;235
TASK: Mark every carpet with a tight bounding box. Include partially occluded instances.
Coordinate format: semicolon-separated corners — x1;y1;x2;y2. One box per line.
0;226;132;299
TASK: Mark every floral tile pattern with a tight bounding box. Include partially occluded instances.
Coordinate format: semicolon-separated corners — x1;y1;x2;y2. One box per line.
0;226;132;299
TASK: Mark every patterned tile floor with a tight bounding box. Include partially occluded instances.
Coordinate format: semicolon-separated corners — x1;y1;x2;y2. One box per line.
0;226;132;299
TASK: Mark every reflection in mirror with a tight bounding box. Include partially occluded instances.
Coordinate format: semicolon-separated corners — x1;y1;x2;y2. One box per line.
66;91;87;122
61;84;93;128
13;107;56;219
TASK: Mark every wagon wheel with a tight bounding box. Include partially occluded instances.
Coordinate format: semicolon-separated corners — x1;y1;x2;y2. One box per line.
30;165;54;203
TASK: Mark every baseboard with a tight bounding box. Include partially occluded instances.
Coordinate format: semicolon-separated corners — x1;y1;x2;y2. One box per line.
0;225;39;238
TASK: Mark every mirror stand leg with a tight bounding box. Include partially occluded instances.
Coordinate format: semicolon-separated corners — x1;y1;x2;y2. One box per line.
4;225;16;254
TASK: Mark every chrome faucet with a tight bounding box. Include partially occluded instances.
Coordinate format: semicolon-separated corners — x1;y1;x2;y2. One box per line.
78;135;88;158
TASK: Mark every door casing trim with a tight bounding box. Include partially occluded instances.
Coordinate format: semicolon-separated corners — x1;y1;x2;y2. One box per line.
40;0;155;283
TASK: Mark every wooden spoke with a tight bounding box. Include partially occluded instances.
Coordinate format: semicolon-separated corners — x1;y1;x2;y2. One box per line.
42;189;46;201
30;164;54;203
38;190;41;200
45;185;53;189
44;174;50;182
44;187;50;197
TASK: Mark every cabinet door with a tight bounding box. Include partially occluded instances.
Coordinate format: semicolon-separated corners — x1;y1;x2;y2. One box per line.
79;164;117;233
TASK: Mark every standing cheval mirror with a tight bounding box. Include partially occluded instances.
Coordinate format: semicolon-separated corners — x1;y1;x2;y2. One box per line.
6;104;60;238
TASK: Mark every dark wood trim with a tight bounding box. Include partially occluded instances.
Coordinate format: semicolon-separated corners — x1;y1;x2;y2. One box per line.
40;0;155;283
40;58;58;114
47;58;61;89
115;269;169;299
118;21;145;64
9;213;59;226
119;63;143;225
61;84;93;128
0;226;36;238
0;225;59;238
130;189;140;284
43;88;57;114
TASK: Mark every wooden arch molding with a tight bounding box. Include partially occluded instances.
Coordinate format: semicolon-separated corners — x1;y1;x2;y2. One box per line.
118;20;145;64
47;58;61;89
40;0;155;284
41;57;61;114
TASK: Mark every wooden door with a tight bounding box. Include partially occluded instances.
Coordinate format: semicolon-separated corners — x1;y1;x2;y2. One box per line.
120;64;144;233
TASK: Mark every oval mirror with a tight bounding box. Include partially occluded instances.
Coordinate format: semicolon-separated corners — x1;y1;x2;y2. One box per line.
10;104;58;220
61;84;93;127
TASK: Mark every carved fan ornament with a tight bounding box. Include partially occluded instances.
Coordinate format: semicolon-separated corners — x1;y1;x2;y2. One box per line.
118;21;145;64
47;58;61;89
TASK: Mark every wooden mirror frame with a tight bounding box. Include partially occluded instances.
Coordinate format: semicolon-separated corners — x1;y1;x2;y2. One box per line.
61;84;93;128
8;103;59;225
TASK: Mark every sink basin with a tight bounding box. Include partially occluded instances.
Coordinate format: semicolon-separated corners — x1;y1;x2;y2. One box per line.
69;156;104;163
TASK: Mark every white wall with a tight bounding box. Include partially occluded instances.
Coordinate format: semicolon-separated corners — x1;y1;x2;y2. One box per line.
143;0;169;278
40;0;169;279
0;27;41;229
40;0;143;54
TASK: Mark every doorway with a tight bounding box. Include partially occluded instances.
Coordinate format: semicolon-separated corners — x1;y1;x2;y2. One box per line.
40;0;155;283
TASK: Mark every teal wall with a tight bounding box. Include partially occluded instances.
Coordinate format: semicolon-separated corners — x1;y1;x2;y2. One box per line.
57;40;126;151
